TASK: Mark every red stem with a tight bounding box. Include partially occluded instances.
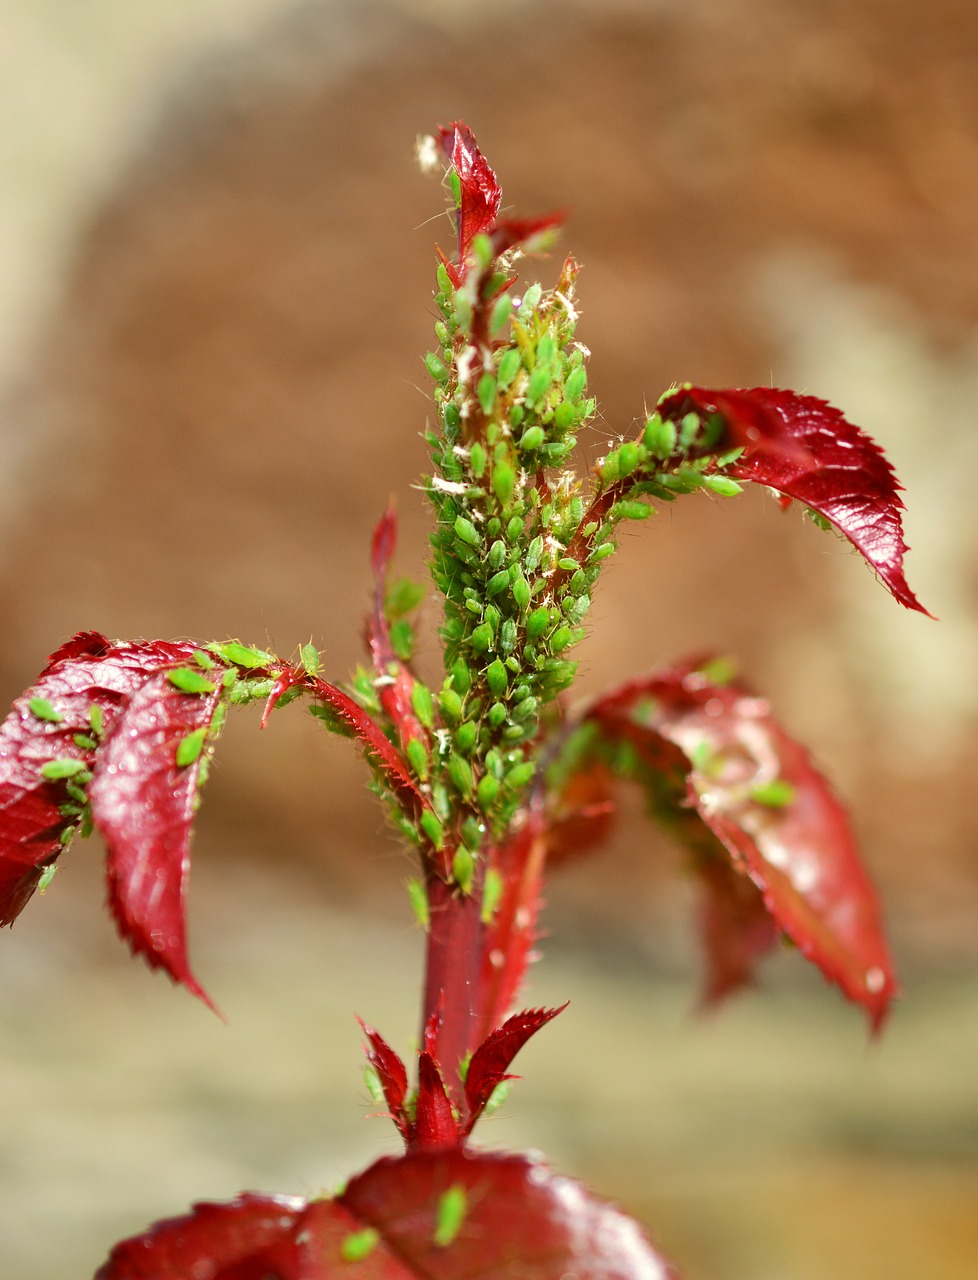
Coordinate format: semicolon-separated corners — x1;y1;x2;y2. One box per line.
421;873;485;1114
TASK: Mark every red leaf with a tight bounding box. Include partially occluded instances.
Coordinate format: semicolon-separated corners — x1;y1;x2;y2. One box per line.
437;122;502;269
340;1148;677;1279
464;1005;567;1133
98;1151;675;1279
588;661;898;1029
435;123;564;283
546;761;616;864
413;1051;460;1150
88;666;228;1010
0;635;203;929
96;1193;416;1280
657;386;930;615
359;1018;410;1141
694;853;780;1006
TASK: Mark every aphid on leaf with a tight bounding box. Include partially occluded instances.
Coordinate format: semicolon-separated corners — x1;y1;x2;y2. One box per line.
433;1183;467;1248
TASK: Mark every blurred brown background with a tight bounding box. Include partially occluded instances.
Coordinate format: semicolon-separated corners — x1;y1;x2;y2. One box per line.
2;1;977;1276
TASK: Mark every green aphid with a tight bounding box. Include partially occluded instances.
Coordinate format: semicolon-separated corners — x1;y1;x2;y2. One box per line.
492;462;516;508
505;760;535;791
193;649;216;670
469;623;493;655
341;1228;380;1263
553;401;576;431
450;658;472;695
426;351;450;383
420;808;445;850
481;867;503;923
611;499;651;522
483;1079;511;1118
28;697;62;724
167;668;217;696
433;1184;468;1248
406;737;429;781
696;656;738;686
589;541;616;563
407;878;430;930
751;779;797;809
469;441;487;478
455;721;477;754
477;374;497;417
505;514;523;543
519;283;543;315
40;758;88;782
489;292;512;335
38;864;58;895
438;687;464;724
519;425;545;452
454;515;482;548
525;364;552;407
214;641;274;670
363;1064;385;1107
556;556;578;572
703;474;743;498
476;771;500;811
643;412;677;460
496;346;521;391
411;682;435;729
390;618;414;662
487;702;507;729
486;658;508;699
536;333;556;366
448;753;474;798
511;574;531;611
526;606;550;640
298;643;320;676
175;727;208;768
617;440;643;477
499;618;517;653
525;535;543;573
805;507;833;533
88;704;104;737
452;845;475;894
679;411;701;448
550;626;574;653
512;695;538;723
564;363;587;402
486;569;510;598
73;733;97;751
222;668;238;690
487;538;506;570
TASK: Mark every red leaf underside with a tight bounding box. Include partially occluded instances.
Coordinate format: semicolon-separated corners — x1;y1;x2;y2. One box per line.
437;122;502;265
464;1005;567;1131
89;667;227;1008
586;662;897;1028
658;386;929;615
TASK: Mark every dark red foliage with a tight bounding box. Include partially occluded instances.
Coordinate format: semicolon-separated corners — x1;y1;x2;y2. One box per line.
359;1019;411;1141
463;1005;566;1133
1;634;205;931
657;386;930;615
89;667;227;1009
99;1150;676;1279
437;122;502;270
584;660;898;1029
435;122;564;285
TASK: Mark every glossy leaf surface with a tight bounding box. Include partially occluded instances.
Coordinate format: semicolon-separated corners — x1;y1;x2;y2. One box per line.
88;665;228;1007
585;660;898;1028
657;386;929;614
0;633;204;929
98;1150;675;1279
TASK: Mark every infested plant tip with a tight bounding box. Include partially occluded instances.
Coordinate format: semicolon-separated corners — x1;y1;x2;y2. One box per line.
0;118;931;1279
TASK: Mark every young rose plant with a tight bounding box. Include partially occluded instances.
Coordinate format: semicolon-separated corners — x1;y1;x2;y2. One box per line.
0;123;928;1278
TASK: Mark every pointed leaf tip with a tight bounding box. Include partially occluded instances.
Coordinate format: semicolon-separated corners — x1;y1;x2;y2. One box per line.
657;386;931;616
